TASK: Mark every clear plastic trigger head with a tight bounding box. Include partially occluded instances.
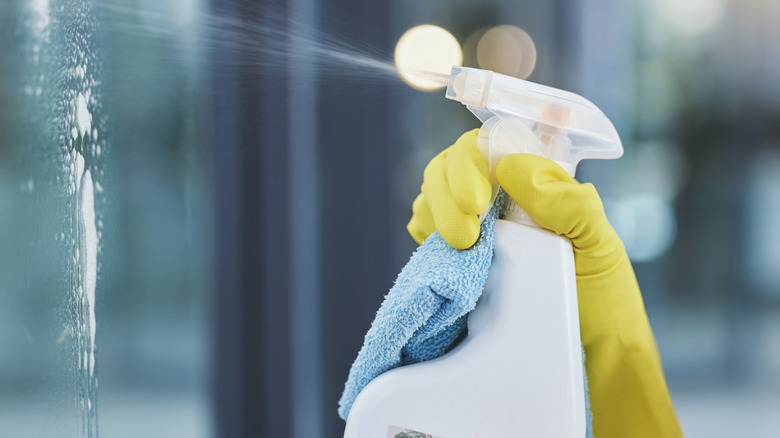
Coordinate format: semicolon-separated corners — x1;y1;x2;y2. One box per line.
476;117;545;223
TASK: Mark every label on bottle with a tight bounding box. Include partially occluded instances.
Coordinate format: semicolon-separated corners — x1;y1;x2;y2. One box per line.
386;425;444;438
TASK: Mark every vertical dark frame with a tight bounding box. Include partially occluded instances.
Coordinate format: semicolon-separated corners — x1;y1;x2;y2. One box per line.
209;0;396;435
209;0;292;436
316;1;395;437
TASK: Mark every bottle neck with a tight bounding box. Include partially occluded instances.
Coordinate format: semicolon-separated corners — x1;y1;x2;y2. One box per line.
500;198;541;228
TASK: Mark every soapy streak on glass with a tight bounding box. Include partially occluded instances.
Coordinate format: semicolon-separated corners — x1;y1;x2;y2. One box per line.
25;0;106;435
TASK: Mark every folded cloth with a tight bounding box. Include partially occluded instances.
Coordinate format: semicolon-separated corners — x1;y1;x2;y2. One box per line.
338;192;593;438
338;195;504;420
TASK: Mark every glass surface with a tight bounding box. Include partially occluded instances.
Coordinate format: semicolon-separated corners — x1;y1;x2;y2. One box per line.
0;0;211;436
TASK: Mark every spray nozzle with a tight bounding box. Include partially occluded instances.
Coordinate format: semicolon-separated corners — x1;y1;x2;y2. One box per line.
446;66;622;173
446;66;624;222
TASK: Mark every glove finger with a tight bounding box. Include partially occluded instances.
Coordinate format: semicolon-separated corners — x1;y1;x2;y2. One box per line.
496;154;608;246
445;129;492;215
407;193;436;245
406;147;450;244
497;153;626;277
424;147;481;250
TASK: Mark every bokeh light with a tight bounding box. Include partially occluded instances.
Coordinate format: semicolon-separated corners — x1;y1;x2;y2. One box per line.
394;25;462;91
604;140;685;263
476;25;537;79
656;0;727;36
632;140;688;201
606;195;677;263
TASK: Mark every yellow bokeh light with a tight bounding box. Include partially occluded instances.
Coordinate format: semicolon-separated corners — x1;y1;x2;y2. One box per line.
477;25;537;79
394;25;463;91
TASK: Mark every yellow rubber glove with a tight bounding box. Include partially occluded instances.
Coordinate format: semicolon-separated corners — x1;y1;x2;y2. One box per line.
407;132;684;438
407;129;492;250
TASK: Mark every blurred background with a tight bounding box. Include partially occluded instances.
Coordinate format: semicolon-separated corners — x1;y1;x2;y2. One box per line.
1;0;779;437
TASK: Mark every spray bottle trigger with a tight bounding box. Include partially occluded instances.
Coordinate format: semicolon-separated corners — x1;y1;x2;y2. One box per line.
476;117;547;224
476;118;501;224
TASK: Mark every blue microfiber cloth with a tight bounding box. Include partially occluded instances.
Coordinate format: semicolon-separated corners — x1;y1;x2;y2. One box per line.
339;192;593;438
337;196;504;420
584;350;594;438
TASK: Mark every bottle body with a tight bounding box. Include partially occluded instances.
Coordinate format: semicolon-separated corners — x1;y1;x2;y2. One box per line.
343;219;585;438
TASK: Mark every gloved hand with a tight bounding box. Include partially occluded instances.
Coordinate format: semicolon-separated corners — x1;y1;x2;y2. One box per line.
407;130;683;438
407;129;492;250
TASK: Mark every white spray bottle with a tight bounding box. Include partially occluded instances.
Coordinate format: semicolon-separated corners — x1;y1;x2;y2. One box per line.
343;66;623;438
